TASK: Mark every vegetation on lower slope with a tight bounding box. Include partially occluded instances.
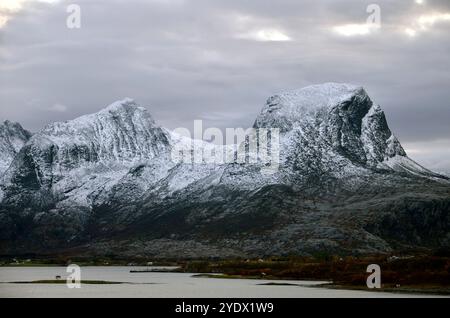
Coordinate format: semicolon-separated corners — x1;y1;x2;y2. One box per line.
181;253;450;291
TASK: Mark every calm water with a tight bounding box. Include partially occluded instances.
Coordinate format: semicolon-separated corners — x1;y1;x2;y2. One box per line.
0;266;442;298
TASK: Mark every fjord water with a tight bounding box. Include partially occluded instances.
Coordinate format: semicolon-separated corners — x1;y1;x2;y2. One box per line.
0;266;438;298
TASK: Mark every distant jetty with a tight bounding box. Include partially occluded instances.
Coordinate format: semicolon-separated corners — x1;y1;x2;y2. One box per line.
130;267;180;273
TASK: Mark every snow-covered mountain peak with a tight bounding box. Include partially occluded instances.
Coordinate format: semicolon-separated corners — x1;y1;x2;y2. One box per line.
254;83;370;133
2;99;170;193
253;83;418;173
101;97;144;113
37;98;160;143
273;82;363;110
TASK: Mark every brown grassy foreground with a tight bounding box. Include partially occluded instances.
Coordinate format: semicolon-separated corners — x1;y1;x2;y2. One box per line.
180;254;450;293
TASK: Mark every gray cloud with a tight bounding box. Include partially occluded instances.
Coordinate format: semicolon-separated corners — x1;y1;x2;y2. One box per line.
0;0;449;171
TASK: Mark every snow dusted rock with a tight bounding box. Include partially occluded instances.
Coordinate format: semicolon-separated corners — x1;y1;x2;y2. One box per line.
0;99;171;244
0;84;448;256
26;98;168;182
255;83;366;132
254;83;442;182
0;121;31;206
1;99;170;205
255;83;401;167
0;121;31;176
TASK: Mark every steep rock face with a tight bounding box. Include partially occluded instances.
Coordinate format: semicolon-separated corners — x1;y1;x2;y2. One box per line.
0;121;31;176
254;83;405;168
0;83;448;256
253;83;441;186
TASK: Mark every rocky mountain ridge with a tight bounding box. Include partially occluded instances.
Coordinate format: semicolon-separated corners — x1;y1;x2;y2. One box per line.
0;83;448;257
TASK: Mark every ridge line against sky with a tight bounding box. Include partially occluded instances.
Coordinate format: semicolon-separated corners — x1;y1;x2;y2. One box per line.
0;0;449;172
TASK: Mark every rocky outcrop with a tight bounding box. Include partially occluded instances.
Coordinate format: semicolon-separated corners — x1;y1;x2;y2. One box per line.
0;121;31;176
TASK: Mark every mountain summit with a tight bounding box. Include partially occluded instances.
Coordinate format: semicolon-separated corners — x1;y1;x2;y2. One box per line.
255;83;438;181
0;83;448;257
255;83;404;164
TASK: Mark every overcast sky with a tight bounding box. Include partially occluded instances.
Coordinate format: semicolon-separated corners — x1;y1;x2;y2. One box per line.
0;0;449;172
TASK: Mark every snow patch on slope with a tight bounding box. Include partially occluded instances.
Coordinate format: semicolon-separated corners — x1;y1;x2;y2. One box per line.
382;155;449;181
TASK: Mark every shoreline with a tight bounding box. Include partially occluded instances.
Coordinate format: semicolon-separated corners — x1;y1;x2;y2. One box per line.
191;273;450;296
1;254;449;296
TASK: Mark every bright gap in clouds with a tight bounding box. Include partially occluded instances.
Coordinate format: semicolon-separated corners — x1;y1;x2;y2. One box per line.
404;28;417;37
417;13;450;29
404;12;450;37
333;23;380;37
238;29;291;42
332;11;450;38
0;0;60;9
0;0;27;29
0;0;26;11
0;0;60;28
255;29;291;42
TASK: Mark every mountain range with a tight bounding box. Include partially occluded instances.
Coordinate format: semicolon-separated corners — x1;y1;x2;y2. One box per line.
0;83;449;258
